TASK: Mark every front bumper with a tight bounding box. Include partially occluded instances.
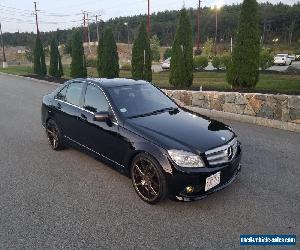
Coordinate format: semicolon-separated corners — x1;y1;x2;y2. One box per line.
167;150;242;201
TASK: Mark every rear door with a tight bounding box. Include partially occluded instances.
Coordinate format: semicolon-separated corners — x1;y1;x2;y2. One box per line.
55;81;85;143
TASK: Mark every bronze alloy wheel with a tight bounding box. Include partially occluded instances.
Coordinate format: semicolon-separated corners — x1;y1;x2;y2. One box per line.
131;154;167;204
46;120;63;150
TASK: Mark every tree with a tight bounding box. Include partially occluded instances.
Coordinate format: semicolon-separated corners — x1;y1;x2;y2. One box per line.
49;38;63;77
260;47;273;70
131;23;152;82
203;38;214;58
163;48;172;60
169;8;193;88
150;34;160;61
99;28;119;78
193;56;208;70
96;35;104;77
212;56;221;70
70;30;87;78
33;35;46;76
227;0;260;89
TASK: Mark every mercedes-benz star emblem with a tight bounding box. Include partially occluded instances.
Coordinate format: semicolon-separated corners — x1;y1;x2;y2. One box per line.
227;146;233;160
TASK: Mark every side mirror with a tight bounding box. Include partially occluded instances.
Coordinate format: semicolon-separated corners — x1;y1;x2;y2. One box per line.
93;111;109;122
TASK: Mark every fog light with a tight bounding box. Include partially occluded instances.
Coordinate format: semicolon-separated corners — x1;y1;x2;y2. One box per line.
186;186;194;193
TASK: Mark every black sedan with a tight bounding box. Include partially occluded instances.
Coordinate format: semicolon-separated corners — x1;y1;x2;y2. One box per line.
41;78;242;204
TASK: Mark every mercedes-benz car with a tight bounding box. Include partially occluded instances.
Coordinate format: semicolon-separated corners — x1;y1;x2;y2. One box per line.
41;78;242;204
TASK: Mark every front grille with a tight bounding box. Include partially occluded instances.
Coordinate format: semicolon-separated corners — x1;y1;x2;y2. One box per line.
205;137;238;166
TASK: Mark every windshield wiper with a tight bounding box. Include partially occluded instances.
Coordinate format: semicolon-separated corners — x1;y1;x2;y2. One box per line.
128;107;178;119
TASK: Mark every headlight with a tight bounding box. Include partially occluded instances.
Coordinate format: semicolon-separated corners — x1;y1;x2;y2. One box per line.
167;150;205;168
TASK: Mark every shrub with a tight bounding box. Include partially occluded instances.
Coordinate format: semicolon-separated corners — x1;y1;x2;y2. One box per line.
220;53;232;70
150;35;161;62
260;48;274;70
169;8;193;87
193;56;208;70
227;0;260;89
70;30;87;78
33;35;46;76
212;56;221;70
86;58;97;68
152;50;160;62
49;38;63;77
163;48;172;59
121;63;132;71
131;23;152;81
99;28;119;78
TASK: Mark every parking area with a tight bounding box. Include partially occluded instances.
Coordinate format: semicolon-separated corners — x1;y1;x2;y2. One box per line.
0;74;299;249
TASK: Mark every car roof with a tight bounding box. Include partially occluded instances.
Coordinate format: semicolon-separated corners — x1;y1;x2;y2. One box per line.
71;78;150;88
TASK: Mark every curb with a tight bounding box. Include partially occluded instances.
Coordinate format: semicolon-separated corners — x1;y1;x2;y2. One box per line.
185;106;300;133
0;72;60;87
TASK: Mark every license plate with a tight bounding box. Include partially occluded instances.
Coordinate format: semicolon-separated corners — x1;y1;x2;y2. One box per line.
205;171;221;192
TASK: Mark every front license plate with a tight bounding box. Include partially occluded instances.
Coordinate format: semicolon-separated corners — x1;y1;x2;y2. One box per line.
205;171;221;192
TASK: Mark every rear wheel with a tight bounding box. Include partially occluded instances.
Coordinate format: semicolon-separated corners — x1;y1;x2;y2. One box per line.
46;119;64;150
131;153;168;204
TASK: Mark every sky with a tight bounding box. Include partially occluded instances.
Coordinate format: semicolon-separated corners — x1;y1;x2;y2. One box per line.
0;0;298;33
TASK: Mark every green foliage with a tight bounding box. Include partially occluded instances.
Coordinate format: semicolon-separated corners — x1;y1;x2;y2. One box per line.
212;56;221;70
86;58;97;68
33;35;46;76
203;38;214;58
150;35;161;61
64;38;72;54
260;48;274;70
227;0;260;89
169;9;193;87
96;36;104;77
121;63;132;71
131;23;152;82
70;30;87;78
98;28;119;78
163;48;172;59
220;53;232;70
58;52;64;77
193;56;209;70
25;49;33;63
49;39;61;77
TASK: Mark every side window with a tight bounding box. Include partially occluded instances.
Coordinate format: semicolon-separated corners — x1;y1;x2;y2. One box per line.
65;82;84;106
83;85;109;113
56;86;67;101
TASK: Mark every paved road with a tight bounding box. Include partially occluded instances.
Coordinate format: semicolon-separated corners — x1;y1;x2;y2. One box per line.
0;74;299;249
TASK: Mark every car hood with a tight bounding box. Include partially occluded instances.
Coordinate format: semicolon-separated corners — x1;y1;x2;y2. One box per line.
126;108;235;153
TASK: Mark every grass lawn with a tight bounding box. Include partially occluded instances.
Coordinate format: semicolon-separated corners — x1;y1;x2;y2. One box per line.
1;65;299;94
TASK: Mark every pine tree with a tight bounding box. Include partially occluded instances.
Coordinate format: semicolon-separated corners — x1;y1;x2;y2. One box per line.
58;50;64;77
96;35;104;77
33;35;46;76
169;8;193;88
227;0;260;89
70;30;87;78
100;28;119;78
131;23;152;82
49;39;59;77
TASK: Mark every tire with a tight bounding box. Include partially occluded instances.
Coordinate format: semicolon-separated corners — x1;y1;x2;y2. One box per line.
131;153;168;204
45;119;65;150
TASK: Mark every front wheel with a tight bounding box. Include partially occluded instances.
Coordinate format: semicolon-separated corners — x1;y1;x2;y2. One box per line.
131;153;168;204
46;119;64;150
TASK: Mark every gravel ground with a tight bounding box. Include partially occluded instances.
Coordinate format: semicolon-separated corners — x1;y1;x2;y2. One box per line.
0;74;299;249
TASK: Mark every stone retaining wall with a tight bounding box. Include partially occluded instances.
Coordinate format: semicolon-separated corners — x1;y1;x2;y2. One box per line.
164;90;300;124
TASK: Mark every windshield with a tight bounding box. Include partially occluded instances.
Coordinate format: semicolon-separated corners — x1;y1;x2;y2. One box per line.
107;84;177;118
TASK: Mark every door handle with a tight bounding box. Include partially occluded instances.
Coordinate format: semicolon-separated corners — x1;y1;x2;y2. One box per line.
56;103;62;110
80;113;88;122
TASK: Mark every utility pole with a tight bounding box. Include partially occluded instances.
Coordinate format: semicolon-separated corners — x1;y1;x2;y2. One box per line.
82;11;88;44
86;12;91;53
0;22;7;68
147;0;151;34
195;0;202;55
33;1;40;34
